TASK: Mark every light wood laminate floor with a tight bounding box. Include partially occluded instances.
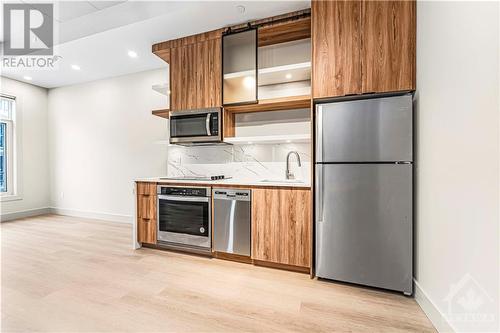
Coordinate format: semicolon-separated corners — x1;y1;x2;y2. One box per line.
1;215;435;332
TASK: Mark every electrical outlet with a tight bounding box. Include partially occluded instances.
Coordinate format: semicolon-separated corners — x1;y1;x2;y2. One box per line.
60;192;64;199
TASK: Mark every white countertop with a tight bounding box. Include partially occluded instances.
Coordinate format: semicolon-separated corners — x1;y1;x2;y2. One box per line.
135;177;311;188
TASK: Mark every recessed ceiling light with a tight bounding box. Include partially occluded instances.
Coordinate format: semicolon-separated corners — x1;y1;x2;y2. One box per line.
248;141;253;144
286;140;292;143
23;76;32;81
285;73;292;79
128;50;138;58
71;64;81;71
236;5;245;14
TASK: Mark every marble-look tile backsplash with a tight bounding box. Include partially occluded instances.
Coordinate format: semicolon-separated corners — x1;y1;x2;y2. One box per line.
167;143;311;183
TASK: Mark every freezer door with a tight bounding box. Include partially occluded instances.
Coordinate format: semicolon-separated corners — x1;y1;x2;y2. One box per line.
315;164;413;294
316;95;413;163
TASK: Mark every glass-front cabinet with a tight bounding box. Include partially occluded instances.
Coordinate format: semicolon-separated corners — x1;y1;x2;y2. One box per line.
222;29;258;105
222;26;311;105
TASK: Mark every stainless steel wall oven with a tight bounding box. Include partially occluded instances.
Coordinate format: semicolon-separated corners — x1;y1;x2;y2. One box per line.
157;185;211;254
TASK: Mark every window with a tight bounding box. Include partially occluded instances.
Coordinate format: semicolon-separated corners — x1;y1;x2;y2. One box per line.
0;96;15;196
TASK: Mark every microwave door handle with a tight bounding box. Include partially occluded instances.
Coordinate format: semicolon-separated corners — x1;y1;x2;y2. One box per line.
206;114;211;136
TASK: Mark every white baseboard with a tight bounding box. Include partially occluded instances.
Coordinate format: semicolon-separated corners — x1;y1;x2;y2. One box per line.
0;207;52;222
49;207;133;224
414;279;456;333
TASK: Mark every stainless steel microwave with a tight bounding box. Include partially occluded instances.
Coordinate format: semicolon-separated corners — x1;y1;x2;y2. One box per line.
169;108;221;145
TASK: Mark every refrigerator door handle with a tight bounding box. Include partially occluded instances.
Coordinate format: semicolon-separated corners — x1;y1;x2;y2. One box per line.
316;106;323;161
316;165;324;223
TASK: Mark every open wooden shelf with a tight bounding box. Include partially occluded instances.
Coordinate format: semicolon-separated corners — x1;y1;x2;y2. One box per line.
152;83;169;96
224;95;311;113
259;62;311;86
223;62;311;87
223;95;311;139
152;108;170;119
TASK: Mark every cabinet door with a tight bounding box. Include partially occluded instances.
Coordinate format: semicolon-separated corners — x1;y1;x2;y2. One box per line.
361;0;416;93
170;38;222;111
251;188;311;268
222;29;258;105
170;44;196;111
312;0;362;99
196;38;222;109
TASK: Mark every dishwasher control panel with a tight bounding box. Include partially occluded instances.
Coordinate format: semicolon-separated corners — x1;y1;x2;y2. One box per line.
213;189;251;201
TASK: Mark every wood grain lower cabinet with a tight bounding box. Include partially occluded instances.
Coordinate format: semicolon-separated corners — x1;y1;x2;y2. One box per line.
251;188;311;268
136;183;157;245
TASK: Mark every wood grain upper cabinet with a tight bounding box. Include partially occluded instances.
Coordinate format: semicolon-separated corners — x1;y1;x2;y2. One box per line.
251;188;311;268
311;0;416;99
312;0;362;98
362;1;416;93
170;34;222;111
136;182;157;245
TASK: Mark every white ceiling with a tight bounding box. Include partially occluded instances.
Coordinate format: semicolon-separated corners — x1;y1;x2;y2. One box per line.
1;1;310;88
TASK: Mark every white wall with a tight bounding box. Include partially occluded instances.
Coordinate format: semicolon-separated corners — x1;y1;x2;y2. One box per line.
48;68;168;222
415;1;499;332
0;77;50;220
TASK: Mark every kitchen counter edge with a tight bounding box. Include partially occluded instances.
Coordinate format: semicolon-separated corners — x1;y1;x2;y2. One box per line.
134;178;311;189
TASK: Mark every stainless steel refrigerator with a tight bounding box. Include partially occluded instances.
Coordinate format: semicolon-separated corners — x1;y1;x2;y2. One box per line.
315;94;413;295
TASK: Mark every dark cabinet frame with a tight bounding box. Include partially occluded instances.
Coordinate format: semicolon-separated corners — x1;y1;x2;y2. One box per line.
222;27;259;107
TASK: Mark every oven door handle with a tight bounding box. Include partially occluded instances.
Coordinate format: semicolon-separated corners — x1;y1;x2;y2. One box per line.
159;195;210;203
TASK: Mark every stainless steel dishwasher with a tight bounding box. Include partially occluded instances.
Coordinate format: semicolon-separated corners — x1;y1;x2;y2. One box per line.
213;189;251;256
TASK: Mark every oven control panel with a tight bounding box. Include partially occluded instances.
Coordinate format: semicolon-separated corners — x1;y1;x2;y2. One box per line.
159;187;210;197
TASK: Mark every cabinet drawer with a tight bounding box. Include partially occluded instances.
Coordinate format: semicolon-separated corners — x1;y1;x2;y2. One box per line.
137;182;156;195
137;217;157;244
137;195;156;219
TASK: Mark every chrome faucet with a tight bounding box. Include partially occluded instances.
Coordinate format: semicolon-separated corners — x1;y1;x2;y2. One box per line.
286;151;302;180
